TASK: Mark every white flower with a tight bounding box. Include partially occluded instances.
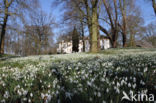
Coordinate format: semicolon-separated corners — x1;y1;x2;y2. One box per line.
97;92;101;97
87;81;92;86
48;84;51;88
103;100;106;103
30;93;33;97
94;92;97;96
128;83;131;87
65;92;73;100
23;90;28;96
28;99;31;103
121;79;124;86
116;88;120;94
4;91;9;99
89;97;93;101
117;82;120;87
133;77;136;82
106;88;109;93
2;83;6;87
144;67;148;72
23;98;27;101
1;99;5;103
17;90;22;96
41;93;45;99
101;78;105;82
132;83;136;89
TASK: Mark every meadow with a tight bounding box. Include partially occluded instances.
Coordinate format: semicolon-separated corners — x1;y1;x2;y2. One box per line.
0;48;156;103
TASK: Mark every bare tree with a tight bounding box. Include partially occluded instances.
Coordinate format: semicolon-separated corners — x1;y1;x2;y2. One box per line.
54;0;101;53
144;22;156;47
0;0;38;54
24;10;55;55
99;0;119;48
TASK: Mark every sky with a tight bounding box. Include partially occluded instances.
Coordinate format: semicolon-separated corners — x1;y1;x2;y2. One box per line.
39;0;156;36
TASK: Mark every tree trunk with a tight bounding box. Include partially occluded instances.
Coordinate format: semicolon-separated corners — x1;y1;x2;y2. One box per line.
112;40;117;48
80;18;85;52
91;7;98;53
122;33;127;47
0;13;9;54
112;30;118;48
152;0;156;15
130;32;135;47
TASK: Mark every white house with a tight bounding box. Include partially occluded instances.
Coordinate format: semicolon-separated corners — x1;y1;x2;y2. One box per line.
57;36;111;54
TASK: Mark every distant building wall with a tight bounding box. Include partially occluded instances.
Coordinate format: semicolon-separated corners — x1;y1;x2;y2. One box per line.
57;38;111;54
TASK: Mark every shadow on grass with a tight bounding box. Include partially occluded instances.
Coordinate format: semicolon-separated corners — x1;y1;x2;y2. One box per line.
0;54;19;61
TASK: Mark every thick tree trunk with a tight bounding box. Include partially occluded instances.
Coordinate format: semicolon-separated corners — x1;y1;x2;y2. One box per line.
119;0;127;47
0;14;9;54
122;33;127;47
91;7;98;53
130;32;135;47
112;30;118;48
113;40;117;48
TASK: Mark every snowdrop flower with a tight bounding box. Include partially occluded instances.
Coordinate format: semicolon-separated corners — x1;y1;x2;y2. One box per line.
89;97;93;101
87;81;92;86
125;77;128;81
106;88;109;93
28;99;31;103
23;90;28;96
2;83;6;87
144;67;148;73
140;80;145;85
23;98;27;101
30;93;33;97
103;100;106;103
101;78;105;82
133;77;136;82
117;82;120;87
132;83;136;89
4;91;9;99
94;92;97;96
97;92;101;97
121;79;124;86
17;90;22;96
65;92;73;100
41;93;45;99
48;84;51;88
1;99;5;103
128;83;131;87
45;94;52;102
116;88;120;94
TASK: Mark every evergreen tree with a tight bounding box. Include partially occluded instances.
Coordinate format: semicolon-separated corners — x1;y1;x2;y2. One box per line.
72;27;79;52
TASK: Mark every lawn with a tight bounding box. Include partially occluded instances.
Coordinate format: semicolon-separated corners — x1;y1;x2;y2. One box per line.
0;48;156;103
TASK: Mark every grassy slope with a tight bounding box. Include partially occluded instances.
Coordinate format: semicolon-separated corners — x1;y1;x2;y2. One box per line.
0;48;156;69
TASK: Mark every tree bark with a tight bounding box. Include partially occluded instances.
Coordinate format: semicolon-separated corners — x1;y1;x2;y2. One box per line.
91;6;98;53
80;17;85;52
152;0;156;15
122;33;127;47
119;0;127;47
0;11;9;54
129;31;135;47
112;30;118;48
